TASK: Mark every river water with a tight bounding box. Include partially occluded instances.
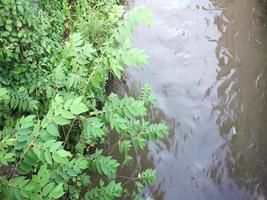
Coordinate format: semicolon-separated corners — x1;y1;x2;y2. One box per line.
113;0;267;199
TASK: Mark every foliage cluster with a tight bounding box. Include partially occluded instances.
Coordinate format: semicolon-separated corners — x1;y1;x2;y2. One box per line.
0;0;168;199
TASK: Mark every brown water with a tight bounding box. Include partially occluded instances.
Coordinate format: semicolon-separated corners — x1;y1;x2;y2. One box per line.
113;0;267;199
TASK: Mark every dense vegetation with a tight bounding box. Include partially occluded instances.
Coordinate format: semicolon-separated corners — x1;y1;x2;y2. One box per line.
0;0;167;199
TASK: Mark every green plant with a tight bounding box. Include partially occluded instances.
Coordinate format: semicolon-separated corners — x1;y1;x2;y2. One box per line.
0;0;167;199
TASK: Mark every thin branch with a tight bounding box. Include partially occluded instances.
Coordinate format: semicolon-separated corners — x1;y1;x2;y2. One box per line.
64;119;76;147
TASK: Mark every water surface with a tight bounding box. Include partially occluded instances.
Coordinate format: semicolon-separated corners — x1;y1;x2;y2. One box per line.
113;0;267;199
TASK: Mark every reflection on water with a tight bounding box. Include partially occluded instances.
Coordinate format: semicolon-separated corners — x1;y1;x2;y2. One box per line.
211;0;267;199
112;0;267;199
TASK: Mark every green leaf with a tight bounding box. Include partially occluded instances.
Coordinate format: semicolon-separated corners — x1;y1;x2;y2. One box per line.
84;118;105;141
81;175;91;186
11;177;29;188
38;169;51;188
70;103;88;115
16;20;22;27
85;181;122;199
52;152;68;164
66;168;77;177
24;183;36;192
57;149;72;158
0;88;8;99
5;19;12;25
110;61;124;79
6;138;16;145
32;146;41;158
46;123;59;137
83;43;95;58
20;188;29;199
78;159;89;169
61;110;75;119
42;182;55;197
140;169;156;185
44;151;53;165
71;33;83;47
5;24;12;32
28;193;42;200
48;183;64;199
119;140;131;154
4;152;15;160
49;141;62;152
90;152;119;179
14;189;23;200
17;162;32;174
64;99;73;110
53;116;70;125
72;96;83;106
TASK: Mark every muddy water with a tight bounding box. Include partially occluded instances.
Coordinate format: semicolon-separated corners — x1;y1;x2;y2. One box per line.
114;0;267;199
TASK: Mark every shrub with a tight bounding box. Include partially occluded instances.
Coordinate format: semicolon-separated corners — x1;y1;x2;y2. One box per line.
0;0;167;199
